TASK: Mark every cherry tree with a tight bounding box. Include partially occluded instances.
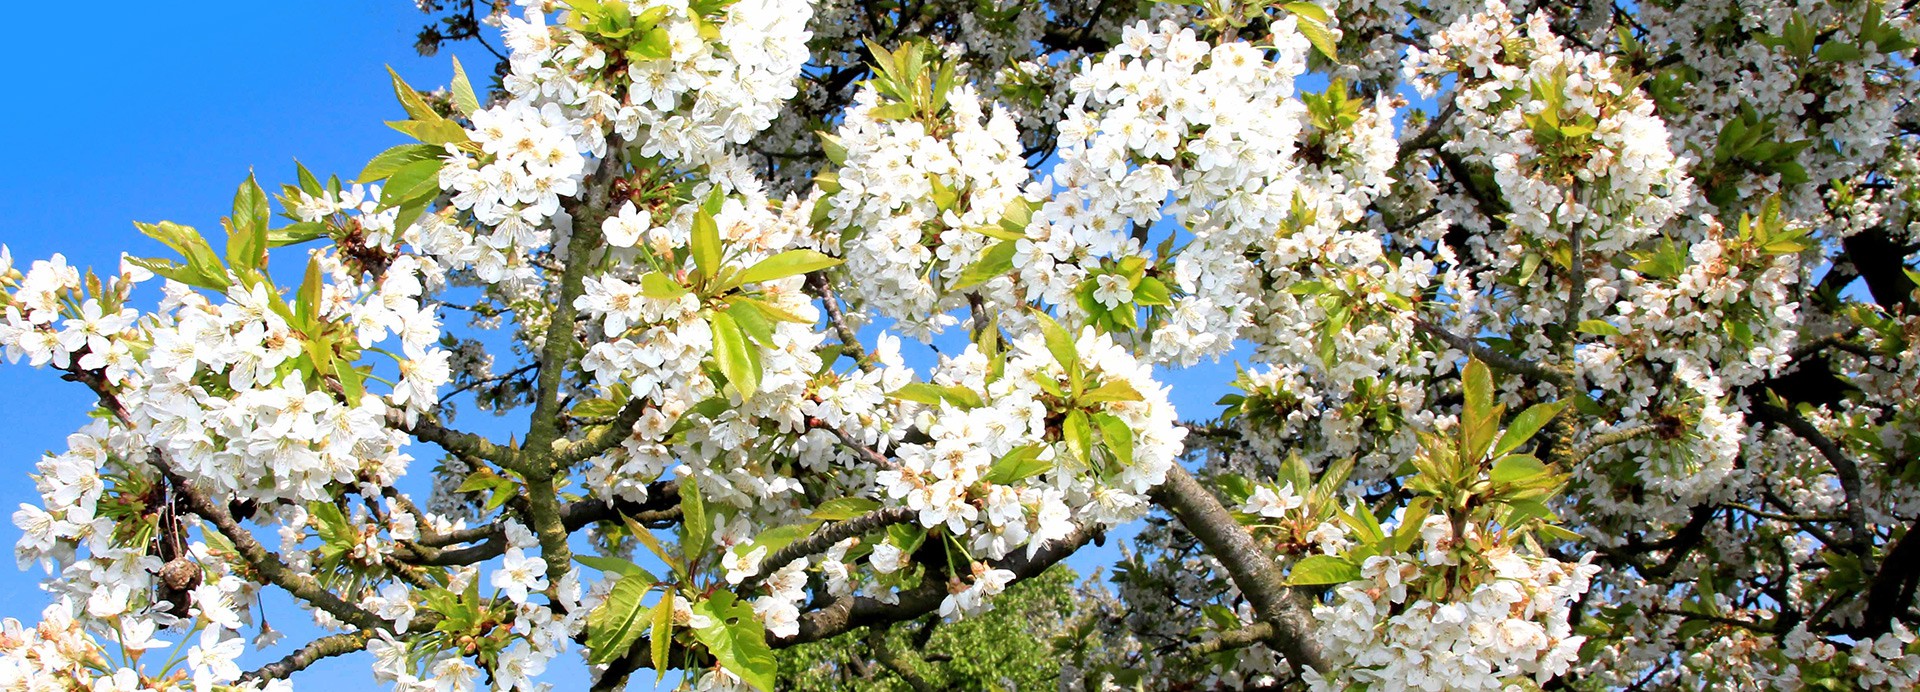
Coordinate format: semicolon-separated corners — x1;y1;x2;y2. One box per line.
4;0;1920;689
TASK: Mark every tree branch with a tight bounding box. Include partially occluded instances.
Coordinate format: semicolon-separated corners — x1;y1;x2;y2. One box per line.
387;409;520;470
1750;401;1870;545
238;630;377;684
1413;318;1576;388
1147;466;1327;674
740;507;917;590
1186;621;1276;658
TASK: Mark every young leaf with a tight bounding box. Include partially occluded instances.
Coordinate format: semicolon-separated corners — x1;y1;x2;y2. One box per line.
1063;410;1092;466
680;472;710;561
1296;16;1340;61
386;66;441;122
736;249;841;285
949;240;1016;290
982;444;1050;485
691;591;777;691
650;594;674;682
449;56;482;116
623;513;685;576
709;311;760;399
1491;454;1550;486
227;174;270;276
1287;554;1360;585
1080;379;1144;404
575;555;660;584
1133;276;1172;306
809;497;882;521
585;573;654;664
1461;359;1498;459
360;143;444;183
1094;412;1133;468
691;211;722;280
1032;310;1079;383
1493;400;1571;457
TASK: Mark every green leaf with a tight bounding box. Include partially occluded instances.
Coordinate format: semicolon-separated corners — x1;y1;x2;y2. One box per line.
726;300;775;345
680;472;710;561
575;555;660;584
1575;319;1621;336
624;513;685;576
1494;400;1570;457
269;222;331;247
817;132;848;166
449;56;482;116
1296;16;1340;61
1133;276;1172;306
132;221;230;289
982;444;1050;485
949;240;1016;290
709;311;760;399
1340;501;1385;545
387;117;469;147
360;144;444;183
227;174;270;276
809;497;882;521
691;210;722;280
650;593;674;682
892;382;985;409
732;296;811;324
634;26;672;60
970;223;1025;241
1081;379;1144;404
736;249;841;285
1287;554;1360;585
586;573;656;664
1094;412;1133;468
1281;1;1330;23
380;158;445;209
667;397;730;437
691;591;777;691
573;397;626;419
1062;410;1092;466
387;66;441;122
1816;41;1865;62
745;522;821;555
1461;359;1498;459
1491;453;1549;486
639;272;691;300
1033;310;1079;383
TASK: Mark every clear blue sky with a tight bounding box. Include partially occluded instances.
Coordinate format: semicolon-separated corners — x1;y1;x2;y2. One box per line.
0;4;1243;688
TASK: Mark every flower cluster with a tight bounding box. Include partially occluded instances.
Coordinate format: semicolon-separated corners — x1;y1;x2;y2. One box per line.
1307;545;1598;691
823;82;1030;339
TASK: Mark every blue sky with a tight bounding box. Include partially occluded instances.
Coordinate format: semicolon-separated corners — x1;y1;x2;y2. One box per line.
0;4;1247;688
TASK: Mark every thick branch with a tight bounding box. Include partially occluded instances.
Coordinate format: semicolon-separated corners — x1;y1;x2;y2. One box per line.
525;148;624;457
1148;465;1328;674
402;482;680;566
239;630;377;683
1750;402;1870;544
555;397;650;468
740;507;916;590
387;409;519;469
776;523;1099;647
1571;424;1661;460
1413;318;1576;388
1187;621;1276;658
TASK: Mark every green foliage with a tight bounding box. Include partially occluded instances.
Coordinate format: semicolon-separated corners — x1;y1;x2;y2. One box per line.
777;567;1084;691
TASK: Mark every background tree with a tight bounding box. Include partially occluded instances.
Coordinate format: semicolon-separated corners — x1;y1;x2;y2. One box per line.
3;0;1920;690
